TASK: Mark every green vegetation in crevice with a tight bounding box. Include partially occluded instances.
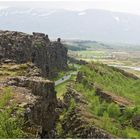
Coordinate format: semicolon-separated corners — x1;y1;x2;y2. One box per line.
55;121;63;138
34;42;43;48
55;81;68;99
0;87;26;138
52;64;77;81
55;98;76;138
63;98;76;138
54;62;78;98
55;75;76;99
55;69;77;138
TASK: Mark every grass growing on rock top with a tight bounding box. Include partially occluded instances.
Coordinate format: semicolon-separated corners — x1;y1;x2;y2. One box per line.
0;63;29;78
0;87;25;138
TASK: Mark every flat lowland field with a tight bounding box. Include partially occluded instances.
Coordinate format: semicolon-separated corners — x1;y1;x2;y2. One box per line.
68;42;140;77
76;50;107;57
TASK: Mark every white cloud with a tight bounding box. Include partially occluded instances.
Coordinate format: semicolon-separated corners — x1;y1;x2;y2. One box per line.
78;12;86;16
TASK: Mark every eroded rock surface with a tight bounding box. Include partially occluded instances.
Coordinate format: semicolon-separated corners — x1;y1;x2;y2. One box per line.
0;30;68;138
132;115;140;130
56;85;115;138
0;61;57;138
0;30;68;78
95;87;133;108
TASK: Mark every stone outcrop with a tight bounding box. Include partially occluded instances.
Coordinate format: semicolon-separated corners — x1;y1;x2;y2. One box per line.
5;76;57;138
0;30;68;78
56;85;115;138
76;71;85;83
0;30;67;138
132;115;140;130
0;60;58;138
95;87;133;108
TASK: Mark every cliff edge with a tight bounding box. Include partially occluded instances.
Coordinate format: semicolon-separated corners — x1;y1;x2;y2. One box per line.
0;30;68;78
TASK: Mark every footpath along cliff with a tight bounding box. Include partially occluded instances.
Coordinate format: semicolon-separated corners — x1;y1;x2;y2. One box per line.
0;30;116;138
0;30;68;138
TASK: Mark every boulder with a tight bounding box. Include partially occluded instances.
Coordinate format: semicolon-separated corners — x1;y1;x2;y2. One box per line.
132;115;140;130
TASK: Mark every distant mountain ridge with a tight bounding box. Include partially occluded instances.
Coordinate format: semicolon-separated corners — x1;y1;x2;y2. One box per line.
1;7;140;44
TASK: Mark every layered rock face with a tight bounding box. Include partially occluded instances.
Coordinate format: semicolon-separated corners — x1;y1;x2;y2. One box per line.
0;62;57;138
7;76;57;137
0;30;68;138
0;30;68;78
56;85;114;138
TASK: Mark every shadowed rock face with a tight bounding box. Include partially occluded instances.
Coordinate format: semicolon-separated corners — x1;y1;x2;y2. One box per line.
7;76;57;134
0;30;68;78
0;61;58;138
0;30;67;138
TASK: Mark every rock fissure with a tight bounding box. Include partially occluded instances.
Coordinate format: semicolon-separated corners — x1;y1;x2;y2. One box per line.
0;30;67;138
55;85;115;138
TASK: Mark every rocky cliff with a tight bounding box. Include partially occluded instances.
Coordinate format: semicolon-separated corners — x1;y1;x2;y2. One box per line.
7;76;57;138
0;30;68;138
0;61;57;138
0;30;68;78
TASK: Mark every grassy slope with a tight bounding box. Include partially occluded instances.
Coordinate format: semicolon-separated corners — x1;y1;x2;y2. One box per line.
80;62;140;105
55;75;76;99
73;62;140;138
55;81;69;99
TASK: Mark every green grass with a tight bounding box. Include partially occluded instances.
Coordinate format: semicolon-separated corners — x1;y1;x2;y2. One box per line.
79;62;140;105
77;50;107;58
55;81;69;99
72;62;140;138
74;81;140;138
55;75;76;99
0;87;25;138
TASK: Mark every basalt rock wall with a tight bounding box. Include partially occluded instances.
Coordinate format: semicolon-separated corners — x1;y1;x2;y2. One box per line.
6;76;57;138
0;30;68;78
